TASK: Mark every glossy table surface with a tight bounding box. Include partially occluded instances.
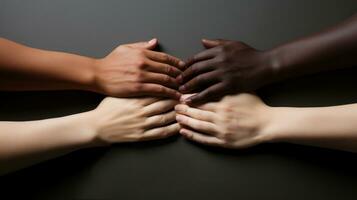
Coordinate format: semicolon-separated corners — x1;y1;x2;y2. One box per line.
1;0;357;199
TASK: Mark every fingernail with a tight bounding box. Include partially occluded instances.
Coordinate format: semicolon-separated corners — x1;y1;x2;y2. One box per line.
148;38;157;44
176;115;183;122
174;105;180;111
179;85;186;92
184;97;192;104
176;75;182;84
180;95;186;103
179;129;186;135
179;61;185;67
174;105;184;112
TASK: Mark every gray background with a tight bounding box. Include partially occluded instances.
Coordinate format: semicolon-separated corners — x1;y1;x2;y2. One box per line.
1;0;357;199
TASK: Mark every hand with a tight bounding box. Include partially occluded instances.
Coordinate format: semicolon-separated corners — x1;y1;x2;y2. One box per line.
92;38;185;99
177;39;275;104
88;97;180;145
175;93;273;149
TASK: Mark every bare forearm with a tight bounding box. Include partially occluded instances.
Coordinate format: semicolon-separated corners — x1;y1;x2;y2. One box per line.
269;13;357;82
0;96;179;175
0;38;95;91
266;104;357;153
0;112;96;175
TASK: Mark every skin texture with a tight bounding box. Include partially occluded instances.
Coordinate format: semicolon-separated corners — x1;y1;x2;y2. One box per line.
178;13;357;104
92;39;184;99
176;94;357;153
0;38;184;99
178;39;271;104
175;94;272;149
0;97;179;175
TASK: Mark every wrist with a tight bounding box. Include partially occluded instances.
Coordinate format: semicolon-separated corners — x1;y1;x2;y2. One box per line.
264;48;285;84
259;106;308;143
82;58;108;94
69;110;108;148
70;56;98;92
256;106;286;144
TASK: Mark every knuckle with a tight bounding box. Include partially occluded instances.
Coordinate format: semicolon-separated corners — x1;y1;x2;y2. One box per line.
216;53;228;63
135;48;145;55
195;75;203;83
188;66;196;74
192;54;200;61
156;85;166;93
188;132;194;140
164;65;172;74
220;130;233;141
163;75;171;82
190;65;198;74
135;59;146;68
156;128;167;138
181;106;188;113
162;54;170;61
161;129;171;138
158;116;167;125
134;71;145;82
138;61;149;70
133;83;144;91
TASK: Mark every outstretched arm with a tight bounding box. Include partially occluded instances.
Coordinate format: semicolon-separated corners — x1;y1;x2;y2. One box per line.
179;13;357;104
0;97;179;175
0;38;184;99
263;104;357;153
176;94;357;153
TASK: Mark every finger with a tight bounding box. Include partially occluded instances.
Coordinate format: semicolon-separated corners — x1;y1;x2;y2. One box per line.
179;70;221;93
197;102;217;112
132;83;181;100
138;97;160;106
175;104;215;122
203;39;250;51
144;110;176;129
185;83;226;105
145;59;182;78
180;128;224;147
180;93;197;103
141;71;179;89
141;123;180;141
143;99;177;116
184;47;220;68
145;50;185;69
177;59;216;84
202;38;230;49
126;38;158;49
176;114;217;135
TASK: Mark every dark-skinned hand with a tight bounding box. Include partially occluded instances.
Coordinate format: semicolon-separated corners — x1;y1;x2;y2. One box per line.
176;39;274;104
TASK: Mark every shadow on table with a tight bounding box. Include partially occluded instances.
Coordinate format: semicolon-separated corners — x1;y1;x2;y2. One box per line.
0;135;180;198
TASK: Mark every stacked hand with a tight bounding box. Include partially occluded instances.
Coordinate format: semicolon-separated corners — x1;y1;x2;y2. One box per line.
88;97;179;145
89;38;274;147
177;39;274;104
92;38;185;99
91;38;273;147
172;39;273;148
175;93;272;149
4;12;357;174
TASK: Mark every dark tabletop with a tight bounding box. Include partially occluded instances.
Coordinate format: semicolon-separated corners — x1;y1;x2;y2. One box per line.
1;0;357;199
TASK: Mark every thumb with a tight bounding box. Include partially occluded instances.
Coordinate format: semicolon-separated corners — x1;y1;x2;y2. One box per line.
127;38;158;49
202;38;229;49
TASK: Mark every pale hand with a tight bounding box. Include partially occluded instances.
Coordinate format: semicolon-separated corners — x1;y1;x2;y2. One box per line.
175;93;273;149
